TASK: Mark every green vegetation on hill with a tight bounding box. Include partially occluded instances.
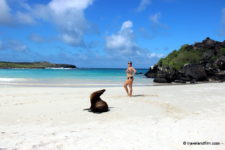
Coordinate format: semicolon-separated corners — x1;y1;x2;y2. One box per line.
158;45;202;70
0;61;76;69
157;38;225;71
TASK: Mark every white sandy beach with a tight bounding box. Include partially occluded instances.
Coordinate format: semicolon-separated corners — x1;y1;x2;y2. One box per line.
0;83;225;150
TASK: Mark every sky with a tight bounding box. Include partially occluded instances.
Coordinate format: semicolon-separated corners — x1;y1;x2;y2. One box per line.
0;0;225;68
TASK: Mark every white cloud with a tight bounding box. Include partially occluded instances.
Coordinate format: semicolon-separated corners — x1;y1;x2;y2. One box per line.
106;20;136;55
148;12;169;37
32;0;93;47
137;0;151;12
8;40;27;51
105;20;163;64
48;0;93;13
150;12;161;24
0;0;13;25
0;40;27;51
121;20;133;30
0;0;35;26
147;53;164;58
0;0;93;47
61;33;84;46
16;12;35;25
19;1;32;11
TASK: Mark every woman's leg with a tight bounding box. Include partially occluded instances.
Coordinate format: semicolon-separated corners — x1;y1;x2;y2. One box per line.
128;79;133;96
124;80;129;96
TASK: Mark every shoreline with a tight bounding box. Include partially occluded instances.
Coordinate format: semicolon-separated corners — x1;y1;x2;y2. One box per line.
0;77;223;88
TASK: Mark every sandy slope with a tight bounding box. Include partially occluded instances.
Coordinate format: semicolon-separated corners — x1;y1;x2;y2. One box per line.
0;83;225;150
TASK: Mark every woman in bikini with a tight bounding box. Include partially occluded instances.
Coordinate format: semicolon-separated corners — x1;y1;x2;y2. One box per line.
124;61;136;97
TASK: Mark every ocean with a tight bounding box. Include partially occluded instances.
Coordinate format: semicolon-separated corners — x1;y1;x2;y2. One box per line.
0;68;154;87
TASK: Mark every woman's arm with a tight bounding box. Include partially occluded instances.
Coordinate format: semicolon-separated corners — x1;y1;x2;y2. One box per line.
132;67;136;74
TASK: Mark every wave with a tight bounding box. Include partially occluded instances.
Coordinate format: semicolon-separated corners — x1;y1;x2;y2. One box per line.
45;67;76;70
0;78;27;82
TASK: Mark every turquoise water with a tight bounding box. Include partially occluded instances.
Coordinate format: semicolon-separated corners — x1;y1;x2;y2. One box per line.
0;68;153;87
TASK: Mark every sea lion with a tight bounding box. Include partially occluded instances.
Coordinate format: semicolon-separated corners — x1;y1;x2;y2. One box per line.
90;89;109;113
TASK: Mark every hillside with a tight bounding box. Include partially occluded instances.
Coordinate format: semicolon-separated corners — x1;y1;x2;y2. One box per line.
145;37;225;83
0;61;76;69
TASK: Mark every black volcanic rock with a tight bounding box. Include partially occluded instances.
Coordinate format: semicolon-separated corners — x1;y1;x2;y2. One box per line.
153;78;168;83
145;66;178;83
181;64;207;81
144;65;159;78
215;56;225;70
202;37;216;48
145;37;225;83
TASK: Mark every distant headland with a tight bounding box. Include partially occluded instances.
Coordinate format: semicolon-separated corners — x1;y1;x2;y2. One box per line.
0;61;76;69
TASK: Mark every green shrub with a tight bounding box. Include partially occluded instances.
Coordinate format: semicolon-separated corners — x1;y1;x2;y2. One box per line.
158;45;202;70
218;48;225;56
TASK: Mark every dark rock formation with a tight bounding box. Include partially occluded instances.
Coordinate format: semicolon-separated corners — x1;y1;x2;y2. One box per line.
145;37;225;83
215;56;225;70
181;64;207;81
145;65;159;78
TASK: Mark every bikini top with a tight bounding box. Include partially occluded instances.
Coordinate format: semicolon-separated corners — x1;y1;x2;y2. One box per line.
126;68;134;75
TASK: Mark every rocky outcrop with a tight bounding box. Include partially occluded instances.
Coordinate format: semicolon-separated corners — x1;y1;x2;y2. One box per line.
181;64;207;82
145;38;225;83
215;56;225;70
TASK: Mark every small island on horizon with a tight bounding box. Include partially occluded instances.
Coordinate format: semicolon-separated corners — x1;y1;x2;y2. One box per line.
0;61;76;69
